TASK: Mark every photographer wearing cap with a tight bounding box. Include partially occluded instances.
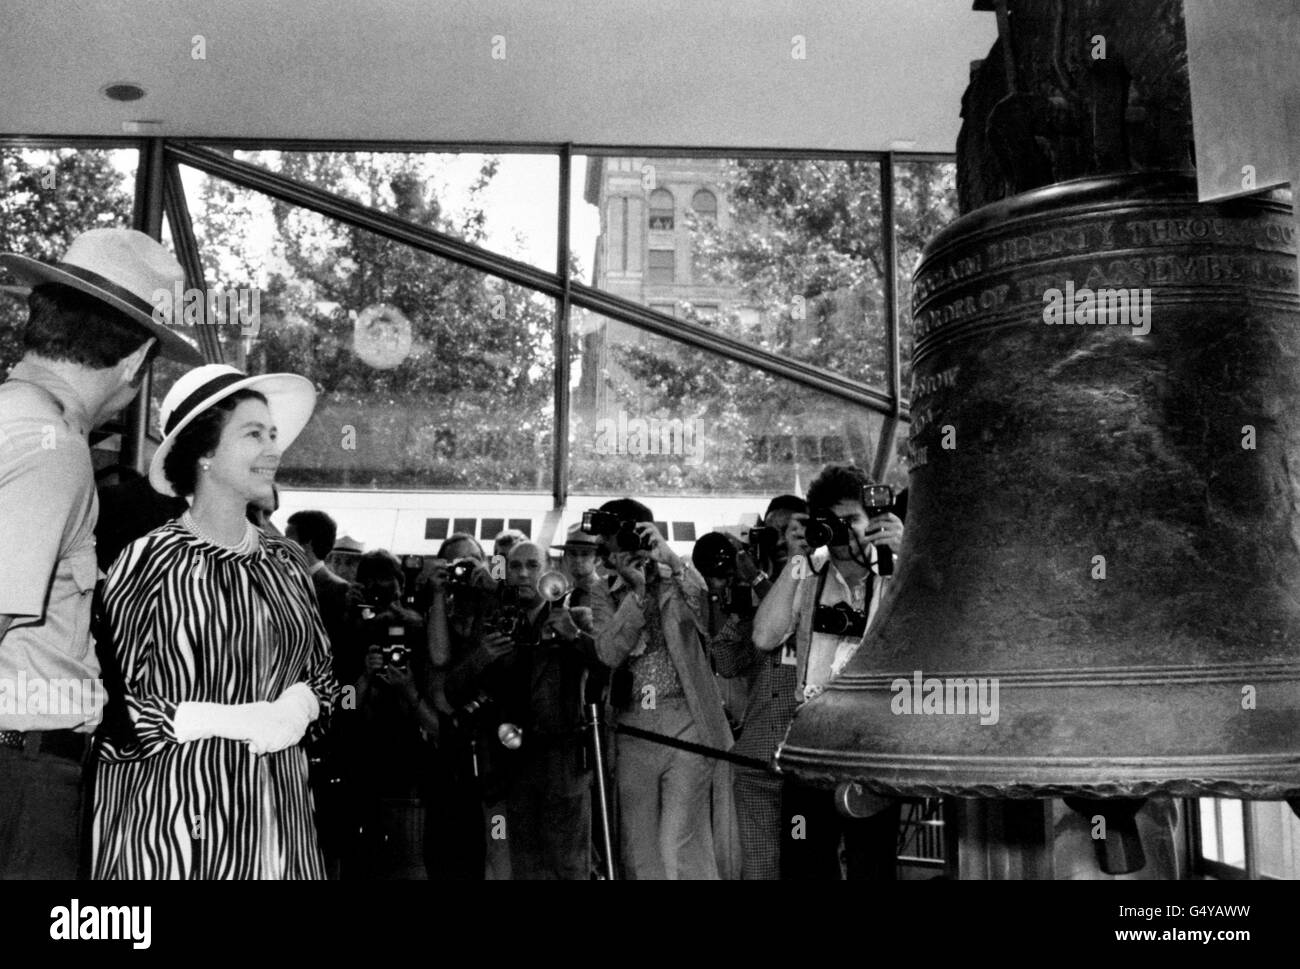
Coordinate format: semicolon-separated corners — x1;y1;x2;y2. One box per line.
551;524;614;705
588;497;733;880
752;465;904;880
0;228;202;879
704;495;808;879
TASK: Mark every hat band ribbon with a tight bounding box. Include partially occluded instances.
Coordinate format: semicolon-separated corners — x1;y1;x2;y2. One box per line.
164;372;251;437
51;262;165;324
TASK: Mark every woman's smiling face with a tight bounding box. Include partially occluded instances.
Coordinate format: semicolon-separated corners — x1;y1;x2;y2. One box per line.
200;397;280;504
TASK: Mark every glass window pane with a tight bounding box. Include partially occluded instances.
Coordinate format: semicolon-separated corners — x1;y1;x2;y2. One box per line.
0;147;138;378
647;248;675;284
1219;799;1246;868
178;167;554;492
1250;800;1300;880
1199;797;1247;870
894;159;958;398
692;188;717;220
573;155;890;392
230;150;559;271
648;188;675;230
569;309;884;496
1198;797;1222;862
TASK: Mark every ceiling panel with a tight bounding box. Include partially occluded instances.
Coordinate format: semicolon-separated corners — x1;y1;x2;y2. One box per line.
0;0;995;151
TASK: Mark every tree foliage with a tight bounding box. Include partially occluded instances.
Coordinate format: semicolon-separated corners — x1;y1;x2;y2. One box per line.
587;158;957;493
1;148;958;497
0;150;134;377
190;151;556;489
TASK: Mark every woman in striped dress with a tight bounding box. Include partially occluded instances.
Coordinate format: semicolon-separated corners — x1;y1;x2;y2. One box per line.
93;364;337;879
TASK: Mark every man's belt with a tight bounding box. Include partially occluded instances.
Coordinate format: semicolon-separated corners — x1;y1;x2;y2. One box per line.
0;729;89;762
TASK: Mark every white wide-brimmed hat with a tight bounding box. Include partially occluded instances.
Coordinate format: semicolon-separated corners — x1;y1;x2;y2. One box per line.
0;228;203;365
148;364;317;497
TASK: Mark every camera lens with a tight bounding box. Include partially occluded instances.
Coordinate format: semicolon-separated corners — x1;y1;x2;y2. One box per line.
806;519;833;548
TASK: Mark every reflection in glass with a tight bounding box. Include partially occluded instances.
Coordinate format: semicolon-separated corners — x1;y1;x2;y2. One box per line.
179;169;554;491
894;160;958;396
231;150;559;271
569;310;883;497
575;155;891;390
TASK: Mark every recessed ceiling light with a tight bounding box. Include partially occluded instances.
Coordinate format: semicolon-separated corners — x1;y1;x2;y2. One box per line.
889;139;918;151
102;82;146;102
122;120;165;135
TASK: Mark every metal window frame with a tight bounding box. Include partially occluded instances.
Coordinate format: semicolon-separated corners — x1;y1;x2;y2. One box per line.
2;135;956;499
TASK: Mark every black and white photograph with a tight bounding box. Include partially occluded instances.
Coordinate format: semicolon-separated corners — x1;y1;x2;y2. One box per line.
0;0;1296;952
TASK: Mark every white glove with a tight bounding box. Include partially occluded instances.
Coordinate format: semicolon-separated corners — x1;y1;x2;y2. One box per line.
174;700;277;744
271;682;319;732
245;683;320;756
173;686;318;755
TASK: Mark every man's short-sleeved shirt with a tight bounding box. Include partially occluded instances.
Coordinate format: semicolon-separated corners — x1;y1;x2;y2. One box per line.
0;360;104;732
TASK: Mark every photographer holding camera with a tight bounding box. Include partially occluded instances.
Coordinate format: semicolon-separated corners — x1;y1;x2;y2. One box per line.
340;549;439;879
752;465;903;880
588;498;733;880
702;495;808;879
419;533;507;880
482;541;602;879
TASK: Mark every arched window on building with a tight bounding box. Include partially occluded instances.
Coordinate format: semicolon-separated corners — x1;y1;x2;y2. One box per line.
648;188;675;230
692;188;717;221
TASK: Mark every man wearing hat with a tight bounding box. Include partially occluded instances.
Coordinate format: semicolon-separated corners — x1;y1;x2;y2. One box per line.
0;228;202;878
551;523;610;616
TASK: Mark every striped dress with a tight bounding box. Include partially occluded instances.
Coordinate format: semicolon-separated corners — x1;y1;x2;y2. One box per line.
92;521;339;879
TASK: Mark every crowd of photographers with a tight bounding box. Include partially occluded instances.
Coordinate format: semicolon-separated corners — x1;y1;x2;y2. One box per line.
284;462;905;880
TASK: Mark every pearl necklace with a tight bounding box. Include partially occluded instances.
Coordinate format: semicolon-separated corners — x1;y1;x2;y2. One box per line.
181;510;258;554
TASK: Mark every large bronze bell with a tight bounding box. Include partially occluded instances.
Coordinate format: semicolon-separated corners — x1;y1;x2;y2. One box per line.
778;171;1300;800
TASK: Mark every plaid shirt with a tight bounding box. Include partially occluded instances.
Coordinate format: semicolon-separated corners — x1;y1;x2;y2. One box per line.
708;614;798;765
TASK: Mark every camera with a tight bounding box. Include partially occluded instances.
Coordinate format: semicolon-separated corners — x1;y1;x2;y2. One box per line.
692;532;758;618
381;642;411;670
485;585;543;646
861;484;896;576
812;600;868;638
804;513;851;550
365;615;411;670
862;484;894;514
447;558;479;585
400;554;424;607
804;484;896;575
582;509;652;552
746;523;781;560
691;531;738;579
